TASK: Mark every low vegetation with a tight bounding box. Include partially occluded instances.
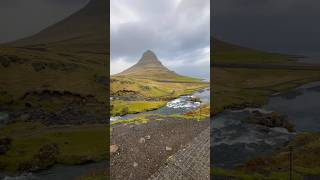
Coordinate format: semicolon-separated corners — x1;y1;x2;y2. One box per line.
212;132;320;179
0;122;107;172
211;38;320;179
211;38;320;114
110;100;166;116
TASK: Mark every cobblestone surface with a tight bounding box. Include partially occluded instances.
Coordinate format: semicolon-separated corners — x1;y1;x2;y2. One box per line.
148;127;210;180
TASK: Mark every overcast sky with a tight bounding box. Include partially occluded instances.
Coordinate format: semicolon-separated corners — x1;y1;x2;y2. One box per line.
0;0;88;43
111;0;210;79
213;0;320;58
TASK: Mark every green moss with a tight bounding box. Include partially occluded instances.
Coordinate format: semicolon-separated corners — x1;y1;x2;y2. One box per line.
111;117;149;126
110;100;167;116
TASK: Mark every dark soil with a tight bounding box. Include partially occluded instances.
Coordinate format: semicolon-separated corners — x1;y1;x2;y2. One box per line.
110;116;209;180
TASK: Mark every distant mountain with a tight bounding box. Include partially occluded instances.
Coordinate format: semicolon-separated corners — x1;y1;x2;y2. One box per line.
117;50;197;81
8;0;108;54
211;37;289;64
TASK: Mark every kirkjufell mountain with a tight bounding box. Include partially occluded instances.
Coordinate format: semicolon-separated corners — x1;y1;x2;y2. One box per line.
117;50;190;80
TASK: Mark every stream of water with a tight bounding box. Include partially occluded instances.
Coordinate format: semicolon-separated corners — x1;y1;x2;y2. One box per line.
1;89;210;180
211;82;320;168
110;88;210;122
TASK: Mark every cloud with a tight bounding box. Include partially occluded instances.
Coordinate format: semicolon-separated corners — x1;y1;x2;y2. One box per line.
213;0;320;55
110;57;135;75
0;0;88;43
111;0;210;78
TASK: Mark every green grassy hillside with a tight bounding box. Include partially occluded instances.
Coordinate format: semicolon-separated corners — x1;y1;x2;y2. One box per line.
110;50;208;116
0;0;108;174
211;37;320;114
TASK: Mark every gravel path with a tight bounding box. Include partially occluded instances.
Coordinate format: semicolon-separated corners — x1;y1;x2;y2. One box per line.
148;127;210;180
110;117;209;180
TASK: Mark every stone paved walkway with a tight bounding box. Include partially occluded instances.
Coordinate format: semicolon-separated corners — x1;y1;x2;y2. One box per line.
148;127;210;180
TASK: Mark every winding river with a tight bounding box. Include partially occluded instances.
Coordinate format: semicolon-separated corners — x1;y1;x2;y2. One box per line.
111;88;210;122
211;82;320;168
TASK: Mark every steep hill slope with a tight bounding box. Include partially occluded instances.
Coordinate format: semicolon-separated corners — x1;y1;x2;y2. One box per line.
0;0;108;124
8;0;107;55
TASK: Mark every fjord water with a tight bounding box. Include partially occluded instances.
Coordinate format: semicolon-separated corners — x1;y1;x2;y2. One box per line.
211;82;320;168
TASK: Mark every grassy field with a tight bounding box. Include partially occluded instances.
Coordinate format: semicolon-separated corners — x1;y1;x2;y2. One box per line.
0;122;108;172
110;100;166;116
211;38;320;114
111;104;210;127
0;0;108;176
211;38;320;179
110;76;208;116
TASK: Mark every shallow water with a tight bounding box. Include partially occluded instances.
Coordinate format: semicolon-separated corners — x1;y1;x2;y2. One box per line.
264;82;320;132
111;88;210;121
0;112;9;124
211;82;320;168
211;110;294;168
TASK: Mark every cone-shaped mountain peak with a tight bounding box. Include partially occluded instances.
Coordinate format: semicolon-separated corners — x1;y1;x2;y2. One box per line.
118;50;181;79
135;50;164;67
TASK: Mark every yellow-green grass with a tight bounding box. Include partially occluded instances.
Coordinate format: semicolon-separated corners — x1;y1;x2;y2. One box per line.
110;100;166;116
111;117;149;126
111;76;209;100
111;105;210;126
110;76;208;116
0;122;108;172
184;104;210;121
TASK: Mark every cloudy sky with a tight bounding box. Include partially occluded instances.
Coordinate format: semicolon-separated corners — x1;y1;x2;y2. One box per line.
0;0;88;43
111;0;210;79
213;0;320;59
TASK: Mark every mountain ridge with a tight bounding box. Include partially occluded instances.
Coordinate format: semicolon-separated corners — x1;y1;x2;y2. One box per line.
7;0;108;54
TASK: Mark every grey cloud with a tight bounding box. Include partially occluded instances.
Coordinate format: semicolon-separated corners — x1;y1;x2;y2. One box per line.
213;0;320;56
0;0;88;43
111;0;210;78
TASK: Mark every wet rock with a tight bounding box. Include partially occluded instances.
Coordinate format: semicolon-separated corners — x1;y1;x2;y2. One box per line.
165;146;172;151
110;145;119;154
33;143;59;169
0;56;10;67
0;137;12;155
145;135;151;140
139;137;146;144
247;111;295;132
